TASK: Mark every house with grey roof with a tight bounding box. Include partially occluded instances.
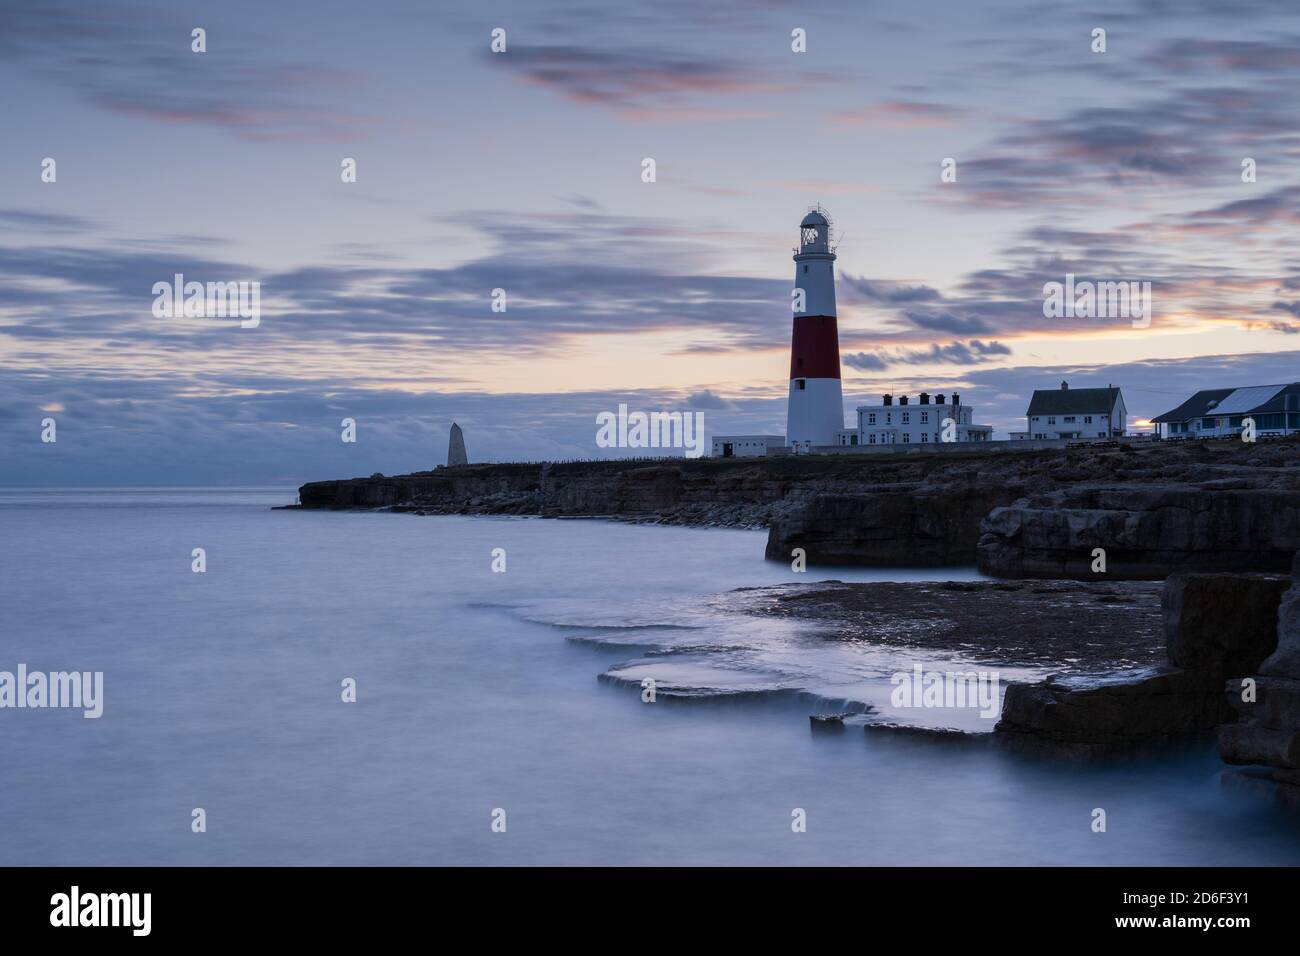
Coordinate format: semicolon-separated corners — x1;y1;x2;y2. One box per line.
1010;381;1127;440
1151;383;1300;439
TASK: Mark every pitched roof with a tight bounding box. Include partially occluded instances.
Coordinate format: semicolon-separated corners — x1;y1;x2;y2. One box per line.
1150;388;1233;423
1152;383;1300;423
1026;386;1121;417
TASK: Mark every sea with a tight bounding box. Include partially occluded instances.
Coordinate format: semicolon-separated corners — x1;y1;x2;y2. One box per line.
1;487;1297;865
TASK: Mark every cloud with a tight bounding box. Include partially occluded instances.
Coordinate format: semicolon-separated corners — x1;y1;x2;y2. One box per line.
0;208;791;362
0;0;372;142
0;366;769;484
685;389;733;409
10;347;1300;485
839;276;944;305
901;311;997;336
844;339;1010;370
767;180;879;196
828;100;962;128
491;43;830;117
1153;37;1300;74
0;208;95;233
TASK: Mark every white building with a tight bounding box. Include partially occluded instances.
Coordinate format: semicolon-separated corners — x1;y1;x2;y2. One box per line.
711;435;788;458
1012;381;1126;440
849;391;992;446
1151;383;1300;439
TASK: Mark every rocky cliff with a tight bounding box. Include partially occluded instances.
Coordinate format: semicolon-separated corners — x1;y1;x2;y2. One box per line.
299;450;1039;531
973;440;1300;579
1221;553;1300;799
298;437;1300;574
978;484;1300;579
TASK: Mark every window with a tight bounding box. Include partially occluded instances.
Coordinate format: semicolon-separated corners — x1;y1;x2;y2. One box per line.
1097;432;1105;437
1063;416;1075;423
1047;417;1056;425
868;434;876;444
1084;416;1092;424
796;379;806;391
803;265;809;274
902;412;910;424
921;412;929;423
902;433;910;443
921;433;929;442
868;413;876;424
886;413;892;424
1202;418;1215;429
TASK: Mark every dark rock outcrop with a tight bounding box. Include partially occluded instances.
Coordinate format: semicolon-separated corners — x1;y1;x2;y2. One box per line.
763;485;1023;565
978;486;1300;580
1164;573;1291;673
996;667;1227;758
1220;553;1300;796
809;713;852;733
996;571;1288;756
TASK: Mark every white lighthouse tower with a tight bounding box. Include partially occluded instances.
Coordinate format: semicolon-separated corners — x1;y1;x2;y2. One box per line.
785;207;845;448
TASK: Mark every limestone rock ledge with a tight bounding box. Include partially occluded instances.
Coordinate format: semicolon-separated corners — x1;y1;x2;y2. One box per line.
1220;554;1300;800
995;667;1226;759
298;439;1300;573
978;486;1300;580
995;572;1288;757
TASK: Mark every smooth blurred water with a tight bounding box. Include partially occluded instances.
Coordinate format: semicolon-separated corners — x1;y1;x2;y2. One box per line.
1;488;1298;866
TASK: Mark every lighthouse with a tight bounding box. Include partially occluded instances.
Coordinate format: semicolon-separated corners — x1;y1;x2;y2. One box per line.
786;207;844;448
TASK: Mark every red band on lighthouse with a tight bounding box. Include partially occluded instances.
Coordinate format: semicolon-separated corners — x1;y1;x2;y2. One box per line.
790;315;842;379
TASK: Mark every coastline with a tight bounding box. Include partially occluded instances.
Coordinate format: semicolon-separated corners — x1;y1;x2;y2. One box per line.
291;441;1300;798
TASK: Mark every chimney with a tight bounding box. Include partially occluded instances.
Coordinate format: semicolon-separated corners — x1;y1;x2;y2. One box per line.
1061;380;1069;390
900;395;909;406
920;392;930;405
935;394;946;405
883;394;893;406
952;393;960;406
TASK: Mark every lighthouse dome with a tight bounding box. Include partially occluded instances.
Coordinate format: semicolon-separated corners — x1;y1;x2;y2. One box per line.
797;206;833;256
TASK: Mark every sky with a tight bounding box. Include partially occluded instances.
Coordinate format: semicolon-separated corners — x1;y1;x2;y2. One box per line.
3;0;1300;484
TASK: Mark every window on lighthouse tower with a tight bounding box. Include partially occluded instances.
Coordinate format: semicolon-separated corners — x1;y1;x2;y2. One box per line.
802;227;819;245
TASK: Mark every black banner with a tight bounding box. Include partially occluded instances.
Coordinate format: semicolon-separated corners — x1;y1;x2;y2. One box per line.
0;866;1285;940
